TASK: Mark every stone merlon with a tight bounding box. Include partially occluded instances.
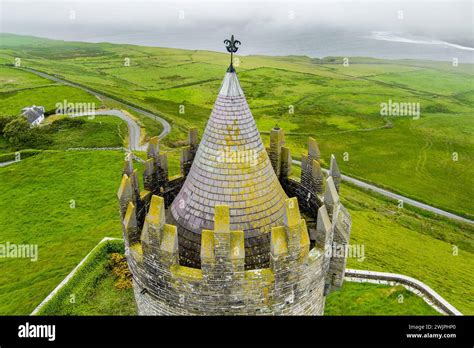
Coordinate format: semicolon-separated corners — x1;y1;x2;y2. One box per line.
308;137;321;160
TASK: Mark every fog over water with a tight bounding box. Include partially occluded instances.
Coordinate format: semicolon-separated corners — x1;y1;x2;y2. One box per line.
1;0;473;62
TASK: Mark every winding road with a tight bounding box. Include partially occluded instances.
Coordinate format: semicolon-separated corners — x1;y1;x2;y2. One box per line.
70;110;146;151
17;66;472;225
292;159;472;224
19;67;171;140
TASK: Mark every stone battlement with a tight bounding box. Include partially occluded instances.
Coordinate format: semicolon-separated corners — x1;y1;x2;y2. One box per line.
118;131;351;314
122;193;330;315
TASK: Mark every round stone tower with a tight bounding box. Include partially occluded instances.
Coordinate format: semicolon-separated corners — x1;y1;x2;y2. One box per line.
117;36;352;315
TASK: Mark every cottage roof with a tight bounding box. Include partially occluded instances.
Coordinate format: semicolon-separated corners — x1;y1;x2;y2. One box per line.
21;106;44;123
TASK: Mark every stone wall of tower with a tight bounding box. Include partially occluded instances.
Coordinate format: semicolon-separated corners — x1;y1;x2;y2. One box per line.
266;130;352;295
139;131;198;208
122;196;328;315
272;136;325;216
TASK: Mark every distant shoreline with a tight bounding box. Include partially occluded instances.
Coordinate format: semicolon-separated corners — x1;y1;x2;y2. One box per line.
1;32;473;64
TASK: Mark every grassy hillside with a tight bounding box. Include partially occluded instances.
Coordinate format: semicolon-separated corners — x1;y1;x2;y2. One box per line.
0;115;128;153
0;66;101;116
0;151;124;314
1;33;471;218
341;181;473;314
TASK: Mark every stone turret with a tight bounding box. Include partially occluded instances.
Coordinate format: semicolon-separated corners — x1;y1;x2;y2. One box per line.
118;42;351;315
170;68;288;269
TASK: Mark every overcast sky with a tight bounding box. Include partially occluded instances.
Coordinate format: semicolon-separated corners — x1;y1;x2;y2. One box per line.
1;0;473;59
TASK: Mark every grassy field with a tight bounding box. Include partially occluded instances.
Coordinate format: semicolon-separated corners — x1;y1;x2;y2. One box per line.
340;181;473;314
36;239;136;316
0;66;101;117
43;116;128;150
36;240;438;316
0;151;124;315
0;33;471;218
325;282;439;316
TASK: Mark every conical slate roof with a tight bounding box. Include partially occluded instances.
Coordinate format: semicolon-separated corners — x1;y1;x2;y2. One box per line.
170;70;288;255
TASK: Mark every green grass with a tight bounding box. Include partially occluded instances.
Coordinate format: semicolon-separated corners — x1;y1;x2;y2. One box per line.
1;33;471;217
0;66;54;92
0;149;42;162
0;115;128;152
36;239;135;316
36;239;438;316
46;116;128;149
0;84;101;117
325;282;440;315
339;181;474;314
0;150;125;315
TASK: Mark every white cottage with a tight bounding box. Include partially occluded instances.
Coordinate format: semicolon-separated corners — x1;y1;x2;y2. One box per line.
21;106;45;127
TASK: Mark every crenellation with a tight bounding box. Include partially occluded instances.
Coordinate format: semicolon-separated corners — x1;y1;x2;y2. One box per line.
143;158;156;192
188;127;199;154
308;137;321;161
313;206;333;260
329;154;341;193
323;176;339;219
280;146;292;180
147;136;160;159
122;202;139;246
269;126;284;177
117;174;133;218
311;159;324;194
156;153;169;189
180;146;193;176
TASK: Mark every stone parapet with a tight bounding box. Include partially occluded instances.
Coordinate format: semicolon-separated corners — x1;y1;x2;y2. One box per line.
125;195;328;315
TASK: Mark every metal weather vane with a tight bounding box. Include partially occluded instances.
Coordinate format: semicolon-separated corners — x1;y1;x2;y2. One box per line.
224;35;241;72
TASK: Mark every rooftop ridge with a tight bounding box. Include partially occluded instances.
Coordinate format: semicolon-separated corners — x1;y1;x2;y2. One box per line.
218;72;244;97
